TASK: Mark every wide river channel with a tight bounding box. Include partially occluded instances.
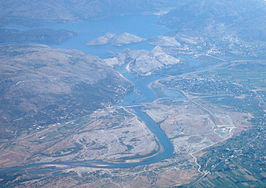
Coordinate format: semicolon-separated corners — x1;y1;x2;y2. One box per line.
0;14;200;173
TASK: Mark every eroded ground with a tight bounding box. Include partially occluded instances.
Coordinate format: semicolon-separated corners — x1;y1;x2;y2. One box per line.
0;95;253;187
0;106;158;168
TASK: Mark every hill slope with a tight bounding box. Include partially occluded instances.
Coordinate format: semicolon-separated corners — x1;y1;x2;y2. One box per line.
0;0;178;26
0;44;132;138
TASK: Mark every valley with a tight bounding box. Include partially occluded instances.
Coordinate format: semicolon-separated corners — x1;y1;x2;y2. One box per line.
0;0;265;187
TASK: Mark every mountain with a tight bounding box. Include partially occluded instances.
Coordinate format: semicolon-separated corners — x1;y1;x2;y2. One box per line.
87;32;145;46
160;0;266;42
0;0;179;26
105;46;180;76
0;1;265;187
0;44;132;138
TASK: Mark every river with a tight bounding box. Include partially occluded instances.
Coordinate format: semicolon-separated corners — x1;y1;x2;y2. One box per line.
0;13;199;173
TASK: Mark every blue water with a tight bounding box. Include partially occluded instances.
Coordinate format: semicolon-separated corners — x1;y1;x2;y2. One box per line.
119;65;161;105
3;14;170;58
46;14;170;58
133;107;174;161
0;14;192;174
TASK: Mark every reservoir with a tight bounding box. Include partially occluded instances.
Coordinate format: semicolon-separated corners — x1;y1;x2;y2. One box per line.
0;13;193;172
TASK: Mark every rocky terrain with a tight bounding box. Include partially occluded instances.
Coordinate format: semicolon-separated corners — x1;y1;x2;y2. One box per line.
159;0;266;42
105;46;180;75
0;44;132;139
87;32;145;46
149;35;181;47
0;0;265;187
0;0;181;26
0;106;157;169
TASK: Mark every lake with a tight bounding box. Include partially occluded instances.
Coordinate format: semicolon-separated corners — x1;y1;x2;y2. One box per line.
48;14;171;58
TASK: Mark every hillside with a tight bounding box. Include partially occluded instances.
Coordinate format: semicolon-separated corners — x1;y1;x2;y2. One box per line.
0;44;132;138
160;0;266;42
0;0;178;26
